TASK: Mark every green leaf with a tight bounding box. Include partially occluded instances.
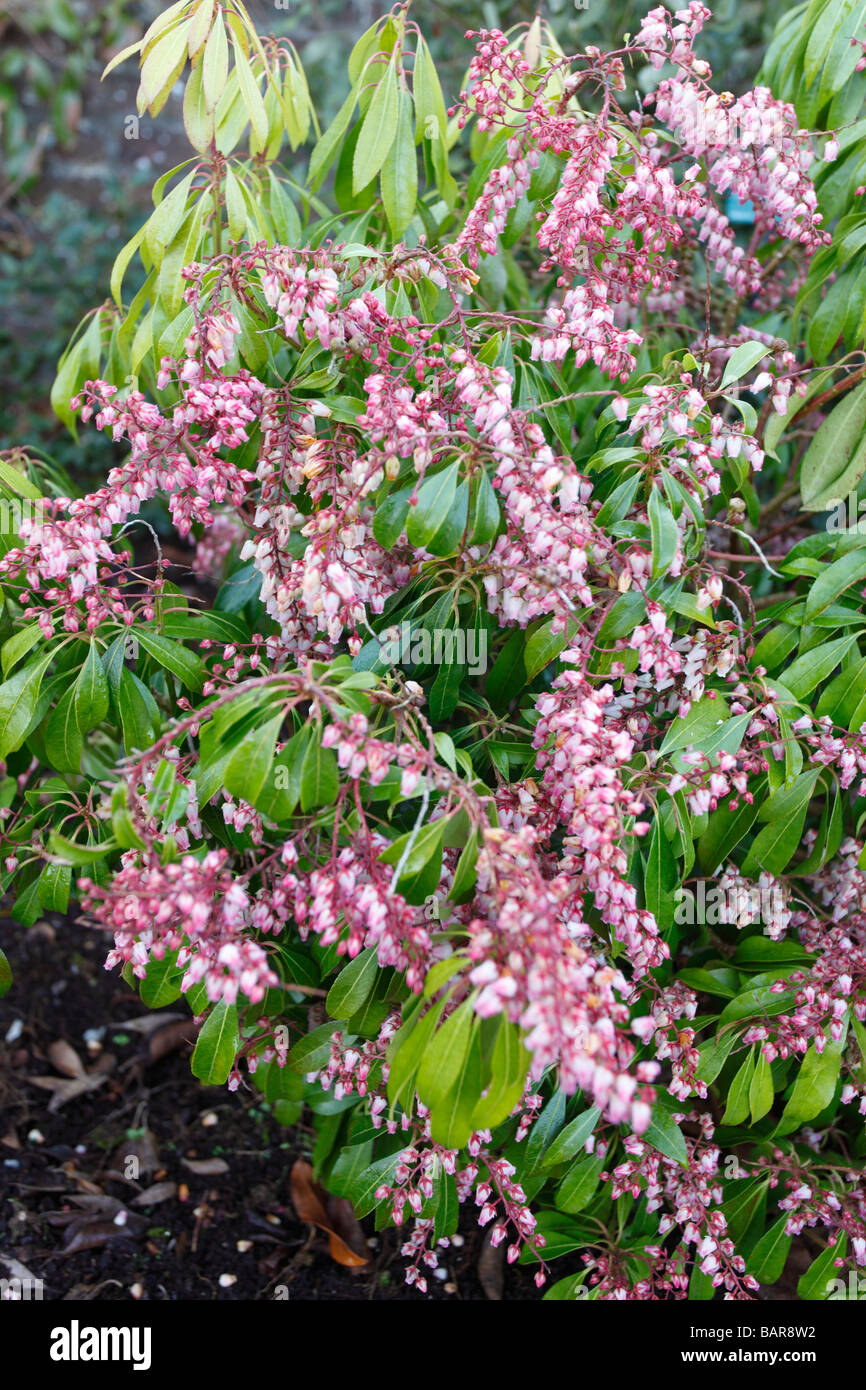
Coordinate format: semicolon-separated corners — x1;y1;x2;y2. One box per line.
777;1037;844;1132
415;999;474;1109
48;831;117;865
299;737;339;812
800;378;866;512
232;36;268;146
723;1047;755;1125
720;339;771;388
308;85;358;190
118;668;159;753
381;87;417;238
75;643;110;733
747;1215;792;1285
349;1151;403;1220
470;1017;530;1130
429;1028;483;1148
140;953;185;1008
648;487;678;579
286;1021;341;1073
749;1050;774;1123
224;712;283;808
797;1232;847;1300
37;862;71;914
524;620;570;684
45;687;84;773
405;463;458;549
0;650;54;758
134;628;205;691
353;57;398;193
695;1029;739;1084
644;815;678;934
326;947;379;1020
541;1107;601;1169
0;946;11;999
805;549;866;620
191;1001;239;1085
555;1151;605;1215
644;1099;688;1166
1;623;44;678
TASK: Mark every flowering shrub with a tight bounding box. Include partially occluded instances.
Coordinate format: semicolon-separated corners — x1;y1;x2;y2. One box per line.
2;0;866;1300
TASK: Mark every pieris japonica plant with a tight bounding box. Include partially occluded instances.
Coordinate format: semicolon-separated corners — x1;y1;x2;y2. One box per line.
2;0;866;1300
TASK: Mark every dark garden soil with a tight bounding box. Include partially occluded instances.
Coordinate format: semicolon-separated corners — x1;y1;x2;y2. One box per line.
0;911;549;1301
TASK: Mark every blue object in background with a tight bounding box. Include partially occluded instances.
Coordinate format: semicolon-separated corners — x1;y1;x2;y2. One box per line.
725;194;756;226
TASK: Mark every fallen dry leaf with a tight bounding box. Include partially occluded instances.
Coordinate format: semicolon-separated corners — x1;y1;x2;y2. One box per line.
289;1159;368;1268
115;1013;186;1036
27;1072;109;1112
48;1040;86;1079
60;1217;147;1256
181;1157;229;1176
147;1018;200;1064
131;1181;177;1208
478;1230;505;1300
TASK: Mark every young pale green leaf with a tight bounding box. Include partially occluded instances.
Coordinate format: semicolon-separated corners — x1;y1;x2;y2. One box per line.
380;87;417;238
308;85;358;190
232;37;268;146
352;57;398;193
184;49;216;152
202;10;229;109
720;339;771;389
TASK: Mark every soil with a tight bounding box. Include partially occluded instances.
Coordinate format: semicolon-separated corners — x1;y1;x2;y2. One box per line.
0;911;547;1301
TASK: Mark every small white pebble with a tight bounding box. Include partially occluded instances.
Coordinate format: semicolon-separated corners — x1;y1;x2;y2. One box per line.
236;1240;252;1253
201;1111;218;1127
434;1267;447;1281
218;1273;237;1288
27;1129;44;1145
444;1282;457;1294
113;1210;128;1227
5;1019;23;1044
450;1234;464;1248
129;1283;144;1300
